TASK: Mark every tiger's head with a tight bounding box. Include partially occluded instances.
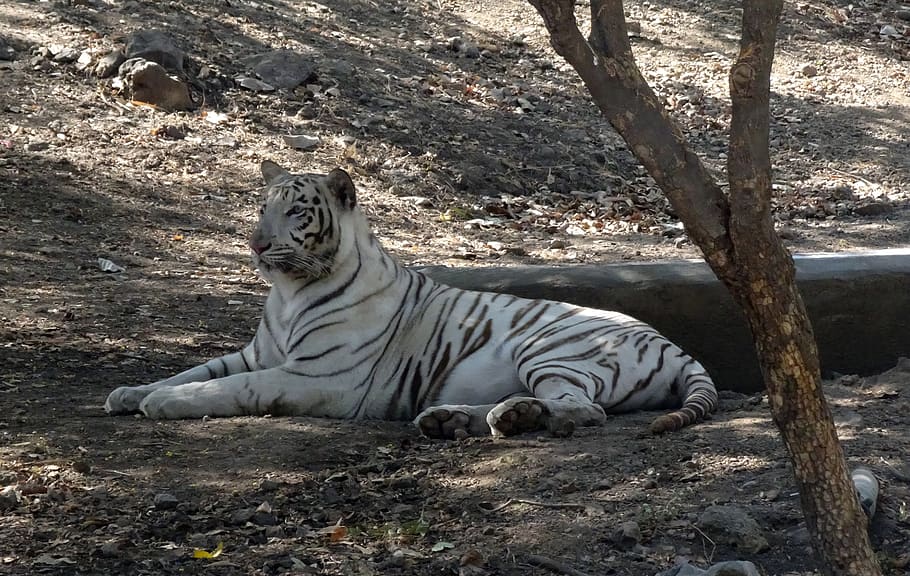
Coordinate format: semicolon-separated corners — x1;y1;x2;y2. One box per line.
250;161;358;281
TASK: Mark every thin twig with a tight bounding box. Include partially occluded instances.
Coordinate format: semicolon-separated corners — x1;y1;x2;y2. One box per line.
97;468;133;477
525;553;593;576
480;498;589;514
690;523;717;564
828;167;875;186
509;164;578;171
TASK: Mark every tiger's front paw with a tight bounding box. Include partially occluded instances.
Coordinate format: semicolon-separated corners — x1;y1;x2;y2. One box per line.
139;387;204;420
105;386;154;415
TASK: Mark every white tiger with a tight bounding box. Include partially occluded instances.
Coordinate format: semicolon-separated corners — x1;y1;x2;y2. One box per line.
104;161;718;438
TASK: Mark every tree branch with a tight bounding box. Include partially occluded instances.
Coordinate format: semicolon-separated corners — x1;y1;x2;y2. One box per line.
527;0;735;273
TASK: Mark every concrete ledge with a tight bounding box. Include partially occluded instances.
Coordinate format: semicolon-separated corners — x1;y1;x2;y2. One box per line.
423;249;910;393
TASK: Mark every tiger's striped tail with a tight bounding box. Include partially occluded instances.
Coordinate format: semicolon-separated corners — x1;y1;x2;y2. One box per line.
649;361;718;434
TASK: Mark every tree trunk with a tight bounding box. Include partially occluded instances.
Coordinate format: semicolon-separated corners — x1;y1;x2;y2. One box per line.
526;0;881;574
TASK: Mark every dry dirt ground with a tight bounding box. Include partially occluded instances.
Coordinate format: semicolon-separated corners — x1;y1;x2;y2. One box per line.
1;0;909;574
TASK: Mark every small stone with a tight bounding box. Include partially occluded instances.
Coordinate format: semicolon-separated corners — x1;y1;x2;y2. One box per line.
259;479;280;492
95;50;125;78
153;492;179;510
232;508;254;524
657;564;706;576
76;50;93;70
119;58;194;110
98;540;121;557
762;489;780;501
0;37;14;61
243;49;316;90
125;29;184;71
698;505;769;553
282;134;320;150
613;520;641;549
24;141;49;152
460;42;480;59
251;501;278;525
236;76;275;92
388;549;406;567
390;475;417;490
897;10;910;21
800;64;817;77
0;485;21;510
401;196;432;208
50;45;80;63
323;58;355;76
853;202;892;216
705;560;761;576
879;24;900;37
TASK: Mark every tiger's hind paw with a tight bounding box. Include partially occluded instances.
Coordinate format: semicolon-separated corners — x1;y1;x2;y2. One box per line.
414;404;492;439
486;397;550;437
487;397;606;438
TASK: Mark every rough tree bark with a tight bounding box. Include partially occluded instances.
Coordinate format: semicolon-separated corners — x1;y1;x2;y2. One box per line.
525;0;881;574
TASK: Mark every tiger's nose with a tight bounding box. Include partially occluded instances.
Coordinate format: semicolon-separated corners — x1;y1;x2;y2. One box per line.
250;239;271;255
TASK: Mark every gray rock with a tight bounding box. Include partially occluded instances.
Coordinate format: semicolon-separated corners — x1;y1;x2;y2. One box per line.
613;520;641;549
282;134;320;150
231;508;254;524
657;561;760;576
251;510;278;526
800;64;818;78
460;41;480;59
98;540;122;557
243;49;316;90
698;505;769;553
119;58;193;110
853;202;892;216
705;561;760;576
153;492;179;510
322;58;354;77
259;479;280;492
52;46;80;63
125;30;184;72
0;37;15;61
659;565;705;576
0;485;21;510
76;50;93;71
95;49;125;78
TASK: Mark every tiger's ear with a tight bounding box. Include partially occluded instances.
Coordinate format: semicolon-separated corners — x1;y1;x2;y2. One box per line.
261;160;290;185
326;168;356;210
